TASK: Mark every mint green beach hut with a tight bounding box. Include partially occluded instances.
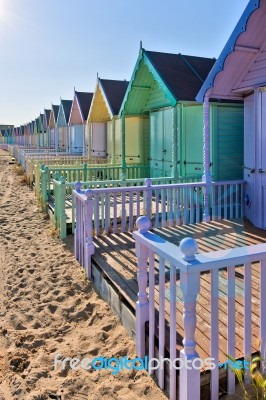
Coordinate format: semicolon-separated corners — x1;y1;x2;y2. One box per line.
120;46;244;181
43;109;51;147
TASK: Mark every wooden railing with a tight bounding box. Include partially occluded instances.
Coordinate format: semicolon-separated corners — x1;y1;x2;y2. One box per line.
36;164;151;201
133;216;266;400
0;144;8;151
53;176;176;239
17;148;66;170
73;179;245;275
27;156;109;186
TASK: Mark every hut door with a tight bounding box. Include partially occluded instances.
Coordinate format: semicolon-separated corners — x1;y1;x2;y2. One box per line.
71;125;83;153
91;123;107;158
150;109;172;178
183;105;203;178
245;90;266;229
258;90;266;228
243;94;255;225
150;111;164;177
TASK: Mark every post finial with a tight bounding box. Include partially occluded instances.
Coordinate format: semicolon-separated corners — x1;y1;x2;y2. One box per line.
85;189;93;200
74;181;82;192
120;172;126;181
180;237;198;261
136;216;151;233
145;178;152;187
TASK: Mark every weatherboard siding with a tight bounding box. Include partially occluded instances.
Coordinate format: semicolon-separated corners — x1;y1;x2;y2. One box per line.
142;116;150;167
180;103;204;178
213;104;244;181
143;80;171;111
238;49;266;90
106;121;113;163
125;117;144;165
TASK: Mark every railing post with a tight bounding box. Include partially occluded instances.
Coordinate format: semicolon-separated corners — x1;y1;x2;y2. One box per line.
83;163;87;182
74;181;82;262
203;182;211;222
135;216;150;358
59;176;67;239
84;189;95;279
202;91;212;222
144;178;152;229
172;104;178;181
120;172;126;187
179;237;201;400
40;166;50;210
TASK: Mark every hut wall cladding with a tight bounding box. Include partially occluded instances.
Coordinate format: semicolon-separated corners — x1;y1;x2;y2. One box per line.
106;120;113;163
125;116;146;165
180;103;204;178
142;116;150;166
213;103;244;181
178;102;244;181
142;79;171;111
238;49;266;90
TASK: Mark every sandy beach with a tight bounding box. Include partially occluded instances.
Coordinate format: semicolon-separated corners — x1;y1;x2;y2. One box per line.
0;149;167;400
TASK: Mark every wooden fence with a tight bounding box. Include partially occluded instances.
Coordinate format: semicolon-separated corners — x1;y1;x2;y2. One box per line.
133;216;266;400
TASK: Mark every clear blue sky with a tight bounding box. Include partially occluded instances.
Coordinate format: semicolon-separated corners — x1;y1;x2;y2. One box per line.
0;0;249;126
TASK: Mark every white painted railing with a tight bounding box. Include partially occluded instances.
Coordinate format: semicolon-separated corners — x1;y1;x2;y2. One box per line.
0;144;8;151
73;179;245;276
133;216;266;400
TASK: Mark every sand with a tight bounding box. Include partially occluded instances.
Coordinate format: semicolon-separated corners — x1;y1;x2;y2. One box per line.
0;150;167;400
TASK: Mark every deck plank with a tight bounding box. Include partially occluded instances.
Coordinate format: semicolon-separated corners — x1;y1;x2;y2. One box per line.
91;218;266;365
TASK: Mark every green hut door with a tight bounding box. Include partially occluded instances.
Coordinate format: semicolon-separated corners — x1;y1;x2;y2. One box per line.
182;105;203;178
150;109;172;177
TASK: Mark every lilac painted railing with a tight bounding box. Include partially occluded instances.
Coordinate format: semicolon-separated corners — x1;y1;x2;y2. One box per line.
133;216;266;400
73;179;245;274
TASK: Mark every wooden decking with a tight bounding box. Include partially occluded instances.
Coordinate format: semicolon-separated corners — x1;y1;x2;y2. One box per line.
91;218;266;366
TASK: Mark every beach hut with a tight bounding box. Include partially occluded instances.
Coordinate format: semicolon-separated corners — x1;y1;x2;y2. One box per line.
29;121;35;147
120;46;244;180
87;77;129;163
197;0;266;229
43;109;51;147
13;126;18;145
56;99;72;152
26;123;31;146
0;129;4;145
68;90;93;154
36;114;44;148
48;104;59;149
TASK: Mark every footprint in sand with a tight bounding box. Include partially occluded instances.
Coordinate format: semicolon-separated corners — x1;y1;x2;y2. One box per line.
47;304;58;314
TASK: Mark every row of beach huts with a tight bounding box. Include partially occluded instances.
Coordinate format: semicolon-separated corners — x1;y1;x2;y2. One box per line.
2;1;266;399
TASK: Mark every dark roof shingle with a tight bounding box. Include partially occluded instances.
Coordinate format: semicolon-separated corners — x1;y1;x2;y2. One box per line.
75;92;93;121
145;50;216;101
99;79;129;115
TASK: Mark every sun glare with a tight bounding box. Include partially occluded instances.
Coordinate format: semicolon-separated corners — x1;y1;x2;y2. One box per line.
0;0;6;22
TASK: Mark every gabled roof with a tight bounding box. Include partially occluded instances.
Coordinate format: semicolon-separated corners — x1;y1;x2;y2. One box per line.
196;0;262;101
120;48;216;115
75;91;93;121
99;79;129;115
44;109;51;127
145;50;216;101
61;100;72;124
30;121;35;134
52;104;59;122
